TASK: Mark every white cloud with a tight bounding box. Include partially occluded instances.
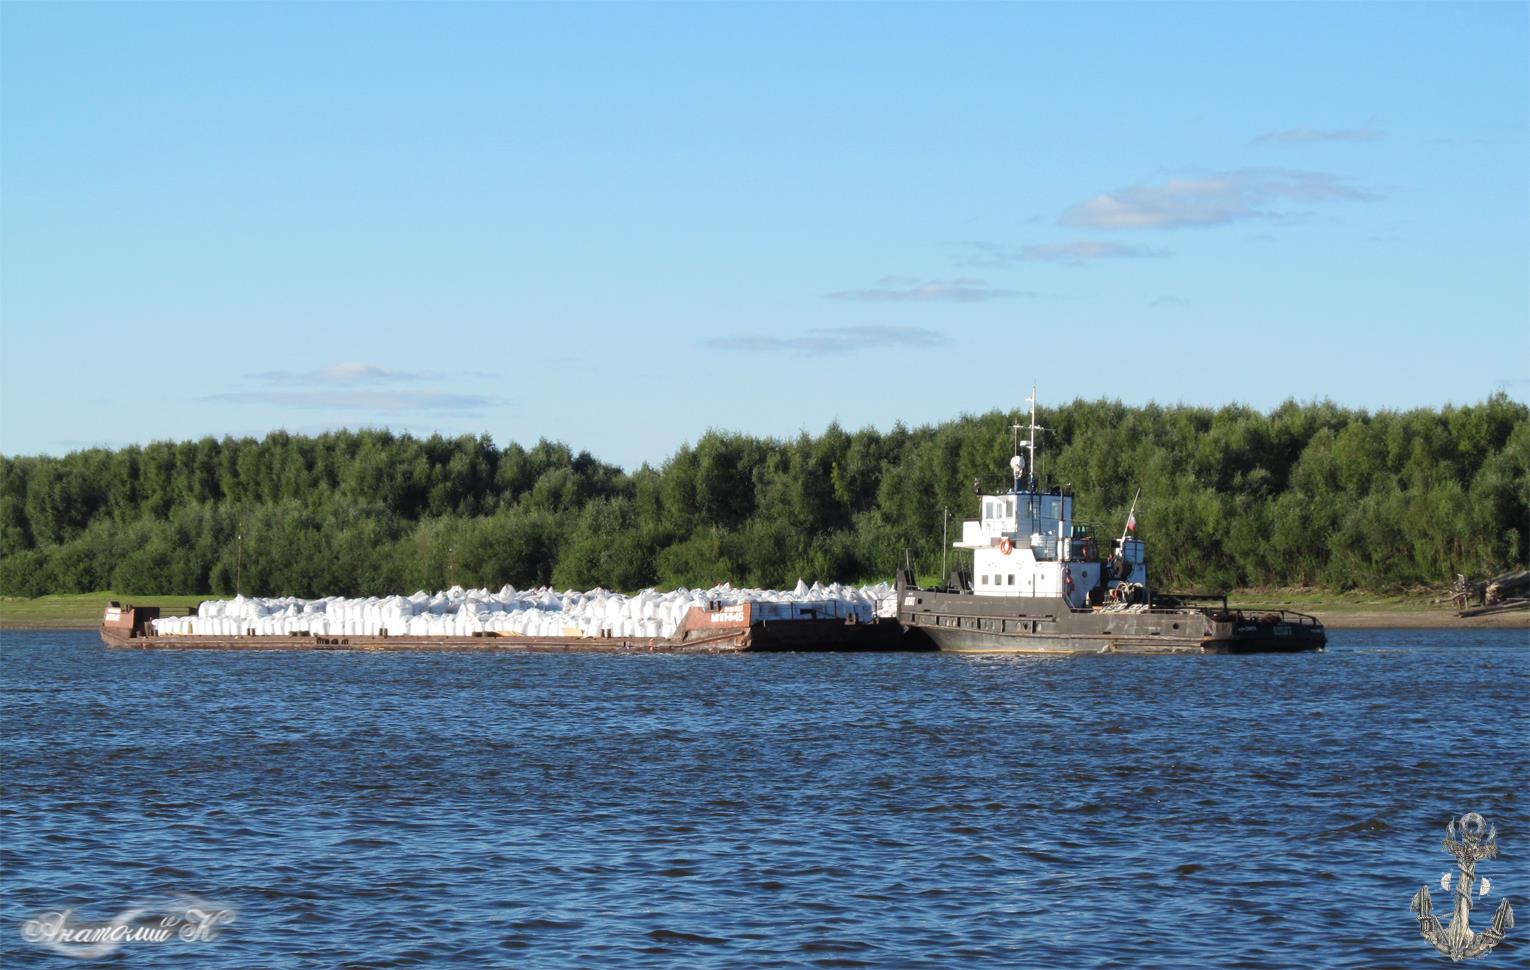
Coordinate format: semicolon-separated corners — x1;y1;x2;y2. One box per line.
1249;127;1384;147
954;240;1168;266
206;389;495;412
824;278;1026;302
1060;168;1377;230
249;362;443;385
706;325;946;355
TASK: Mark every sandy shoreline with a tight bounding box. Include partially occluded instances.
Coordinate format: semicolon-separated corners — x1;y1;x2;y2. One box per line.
1311;609;1527;630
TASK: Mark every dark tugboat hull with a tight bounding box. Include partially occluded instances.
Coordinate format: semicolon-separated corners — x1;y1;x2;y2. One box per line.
909;626;1205;654
896;582;1325;655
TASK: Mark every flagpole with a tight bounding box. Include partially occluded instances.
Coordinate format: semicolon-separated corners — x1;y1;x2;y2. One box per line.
1119;487;1141;544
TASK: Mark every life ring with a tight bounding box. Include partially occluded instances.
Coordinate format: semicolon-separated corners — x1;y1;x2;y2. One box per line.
999;538;1013;555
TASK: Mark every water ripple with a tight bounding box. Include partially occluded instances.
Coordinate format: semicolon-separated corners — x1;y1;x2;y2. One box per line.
1;629;1525;968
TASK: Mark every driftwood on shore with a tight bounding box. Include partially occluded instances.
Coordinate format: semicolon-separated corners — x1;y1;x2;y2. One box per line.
1452;570;1530;617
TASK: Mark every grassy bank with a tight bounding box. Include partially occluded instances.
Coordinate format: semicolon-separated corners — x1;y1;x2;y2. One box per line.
2;588;1523;632
0;592;206;630
1227;587;1442;613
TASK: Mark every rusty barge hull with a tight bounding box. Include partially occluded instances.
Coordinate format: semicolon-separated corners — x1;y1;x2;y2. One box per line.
103;629;749;653
99;602;913;654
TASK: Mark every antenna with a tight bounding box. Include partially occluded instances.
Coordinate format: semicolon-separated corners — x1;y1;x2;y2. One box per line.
1019;386;1049;490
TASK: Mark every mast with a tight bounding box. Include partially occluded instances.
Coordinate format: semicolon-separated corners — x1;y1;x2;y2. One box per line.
1009;417;1025;531
1027;386;1040;491
1009;387;1045;534
1013;386;1043;491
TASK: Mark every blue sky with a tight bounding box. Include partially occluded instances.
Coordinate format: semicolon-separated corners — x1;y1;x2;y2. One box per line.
3;2;1526;469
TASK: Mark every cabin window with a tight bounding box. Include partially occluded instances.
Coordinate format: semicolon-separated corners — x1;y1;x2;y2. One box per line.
981;575;989;586
1017;493;1069;561
1007;574;1015;585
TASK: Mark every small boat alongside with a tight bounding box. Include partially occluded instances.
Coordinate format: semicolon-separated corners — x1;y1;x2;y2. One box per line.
896;390;1325;655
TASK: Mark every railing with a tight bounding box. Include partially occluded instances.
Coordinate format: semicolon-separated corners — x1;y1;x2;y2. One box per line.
1225;608;1323;627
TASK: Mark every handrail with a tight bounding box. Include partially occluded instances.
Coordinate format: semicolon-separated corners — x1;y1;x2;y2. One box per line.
900;584;1321;626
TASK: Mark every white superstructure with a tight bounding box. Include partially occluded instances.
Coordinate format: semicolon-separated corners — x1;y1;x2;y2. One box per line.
952;388;1147;608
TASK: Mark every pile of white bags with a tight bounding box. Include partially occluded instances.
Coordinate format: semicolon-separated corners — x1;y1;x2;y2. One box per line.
150;580;898;639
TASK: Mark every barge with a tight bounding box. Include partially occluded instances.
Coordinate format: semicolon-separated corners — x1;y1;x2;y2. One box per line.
896;389;1326;655
100;601;914;654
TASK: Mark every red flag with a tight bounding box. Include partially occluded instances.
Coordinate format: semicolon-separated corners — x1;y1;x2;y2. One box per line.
1126;512;1136;533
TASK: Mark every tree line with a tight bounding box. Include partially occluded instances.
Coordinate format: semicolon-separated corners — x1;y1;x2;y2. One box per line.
2;395;1526;598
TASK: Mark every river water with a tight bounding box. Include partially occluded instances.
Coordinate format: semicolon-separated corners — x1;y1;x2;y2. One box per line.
1;629;1525;967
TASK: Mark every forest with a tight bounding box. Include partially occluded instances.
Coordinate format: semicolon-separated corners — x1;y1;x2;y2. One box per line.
1;396;1526;598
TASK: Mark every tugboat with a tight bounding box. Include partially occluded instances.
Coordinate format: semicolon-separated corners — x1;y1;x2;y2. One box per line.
895;390;1325;654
